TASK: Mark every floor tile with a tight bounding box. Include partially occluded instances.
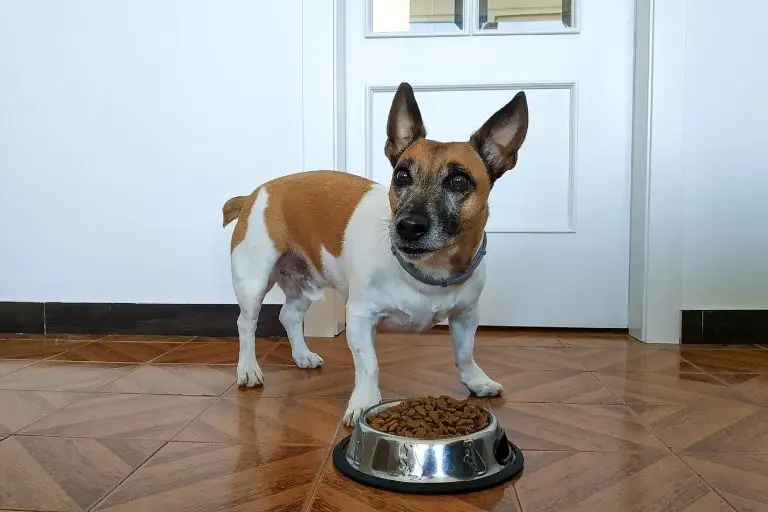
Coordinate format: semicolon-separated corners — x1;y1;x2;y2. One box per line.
1;333;104;341
98;364;235;396
188;336;240;343
228;365;355;399
0;359;36;377
491;403;666;452
50;342;183;363
683;343;768;350
0;390;86;433
102;334;197;343
377;345;584;371
631;404;768;454
683;453;768;512
309;459;520;511
0;362;137;392
515;451;735;512
596;372;753;406
21;393;214;440
265;339;354;366
681;349;768;373
573;348;702;373
379;329;563;347
378;365;476;399
493;370;621;404
94;442;326;512
0;340;89;360
715;374;768;405
557;332;639;349
468;346;584;371
176;396;344;445
0;435;162;512
153;341;274;364
477;330;564;347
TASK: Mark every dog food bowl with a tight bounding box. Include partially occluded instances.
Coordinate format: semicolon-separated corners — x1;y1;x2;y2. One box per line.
332;399;524;494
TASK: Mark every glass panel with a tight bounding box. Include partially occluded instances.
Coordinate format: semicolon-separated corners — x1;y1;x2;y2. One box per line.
371;0;464;35
478;0;575;32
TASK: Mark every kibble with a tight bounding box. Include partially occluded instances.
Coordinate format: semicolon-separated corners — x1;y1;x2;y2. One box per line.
367;395;490;438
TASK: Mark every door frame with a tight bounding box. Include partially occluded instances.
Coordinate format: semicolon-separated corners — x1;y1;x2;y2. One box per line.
303;0;687;344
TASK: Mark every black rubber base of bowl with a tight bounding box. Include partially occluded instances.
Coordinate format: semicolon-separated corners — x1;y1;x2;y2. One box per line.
332;435;524;494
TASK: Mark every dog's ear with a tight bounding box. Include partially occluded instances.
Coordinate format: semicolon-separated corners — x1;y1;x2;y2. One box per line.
470;91;529;184
385;82;426;167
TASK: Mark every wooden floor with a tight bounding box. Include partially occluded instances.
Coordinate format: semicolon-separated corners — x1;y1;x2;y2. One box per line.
0;330;766;511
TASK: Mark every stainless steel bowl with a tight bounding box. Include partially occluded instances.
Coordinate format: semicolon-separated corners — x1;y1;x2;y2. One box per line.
332;399;524;494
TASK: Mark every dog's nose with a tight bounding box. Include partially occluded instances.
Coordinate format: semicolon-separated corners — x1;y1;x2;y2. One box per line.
396;213;430;241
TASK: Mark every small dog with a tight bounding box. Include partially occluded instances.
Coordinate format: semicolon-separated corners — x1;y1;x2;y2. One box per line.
222;82;528;426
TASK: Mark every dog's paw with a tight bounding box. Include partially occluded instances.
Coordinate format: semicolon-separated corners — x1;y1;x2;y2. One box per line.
292;350;324;369
465;378;505;397
343;387;381;427
236;360;264;387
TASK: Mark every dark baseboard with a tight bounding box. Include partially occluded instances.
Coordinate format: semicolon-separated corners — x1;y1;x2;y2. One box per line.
0;302;45;334
681;309;768;344
0;302;285;338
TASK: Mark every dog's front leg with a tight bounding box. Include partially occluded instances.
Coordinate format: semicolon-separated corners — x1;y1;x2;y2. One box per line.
449;305;505;397
342;309;382;427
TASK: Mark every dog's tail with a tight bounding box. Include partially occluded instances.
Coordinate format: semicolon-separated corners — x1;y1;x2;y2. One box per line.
222;195;248;227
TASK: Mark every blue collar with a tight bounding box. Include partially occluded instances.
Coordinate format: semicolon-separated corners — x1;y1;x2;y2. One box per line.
390;232;488;287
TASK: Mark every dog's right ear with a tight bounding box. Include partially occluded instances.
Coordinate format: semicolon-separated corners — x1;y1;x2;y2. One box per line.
385;82;426;167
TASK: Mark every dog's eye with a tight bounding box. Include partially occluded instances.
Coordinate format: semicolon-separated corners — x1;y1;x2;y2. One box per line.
393;168;412;187
447;173;472;192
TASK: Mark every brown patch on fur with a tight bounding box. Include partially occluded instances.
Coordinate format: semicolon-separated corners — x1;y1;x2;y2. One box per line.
390;139;492;274
227;171;374;271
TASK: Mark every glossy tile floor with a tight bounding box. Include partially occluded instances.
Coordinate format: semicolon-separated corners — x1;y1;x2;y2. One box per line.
1;330;767;511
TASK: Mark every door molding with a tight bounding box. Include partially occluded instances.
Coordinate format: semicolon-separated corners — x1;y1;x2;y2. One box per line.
300;0;347;337
628;0;687;343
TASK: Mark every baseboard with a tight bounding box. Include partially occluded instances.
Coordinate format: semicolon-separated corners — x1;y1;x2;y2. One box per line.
0;302;285;337
681;309;768;344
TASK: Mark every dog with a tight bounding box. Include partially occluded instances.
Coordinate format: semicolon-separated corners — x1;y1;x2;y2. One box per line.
222;82;528;426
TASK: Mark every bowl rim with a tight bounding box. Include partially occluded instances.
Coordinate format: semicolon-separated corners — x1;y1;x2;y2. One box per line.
357;398;498;442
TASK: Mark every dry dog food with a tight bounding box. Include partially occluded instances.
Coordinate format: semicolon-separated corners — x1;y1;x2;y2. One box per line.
368;395;490;438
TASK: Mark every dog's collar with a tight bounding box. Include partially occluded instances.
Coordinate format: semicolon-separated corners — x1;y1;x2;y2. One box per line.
390;232;488;287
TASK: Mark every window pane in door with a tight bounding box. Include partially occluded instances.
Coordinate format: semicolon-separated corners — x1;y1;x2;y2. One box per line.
478;0;575;32
371;0;465;35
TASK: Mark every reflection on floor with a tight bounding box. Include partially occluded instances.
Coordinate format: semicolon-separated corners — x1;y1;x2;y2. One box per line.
0;330;765;511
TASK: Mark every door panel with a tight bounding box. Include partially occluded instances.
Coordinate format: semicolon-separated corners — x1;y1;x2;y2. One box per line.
346;0;633;328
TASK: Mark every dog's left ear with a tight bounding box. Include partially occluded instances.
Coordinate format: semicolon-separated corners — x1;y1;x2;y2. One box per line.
470;91;529;184
385;82;426;167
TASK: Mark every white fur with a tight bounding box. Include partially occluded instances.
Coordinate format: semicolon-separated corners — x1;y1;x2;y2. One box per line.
231;184;503;426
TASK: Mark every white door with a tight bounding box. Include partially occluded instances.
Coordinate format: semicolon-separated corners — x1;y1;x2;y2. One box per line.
344;0;634;328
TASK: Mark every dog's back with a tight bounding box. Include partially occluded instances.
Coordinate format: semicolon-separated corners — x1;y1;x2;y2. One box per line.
223;170;376;271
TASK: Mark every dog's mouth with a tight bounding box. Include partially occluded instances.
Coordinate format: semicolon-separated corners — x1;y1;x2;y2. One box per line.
395;245;436;258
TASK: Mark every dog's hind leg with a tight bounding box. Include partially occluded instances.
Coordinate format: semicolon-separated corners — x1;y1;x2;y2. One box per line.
230;192;280;388
277;264;324;369
279;291;324;369
232;252;277;387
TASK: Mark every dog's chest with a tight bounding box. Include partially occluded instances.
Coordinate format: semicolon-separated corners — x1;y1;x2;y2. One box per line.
378;301;451;331
371;283;473;332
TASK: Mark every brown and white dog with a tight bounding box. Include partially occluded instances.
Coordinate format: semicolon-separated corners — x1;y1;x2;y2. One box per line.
223;82;528;426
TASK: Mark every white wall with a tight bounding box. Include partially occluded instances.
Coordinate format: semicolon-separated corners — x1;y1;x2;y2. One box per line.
0;1;309;305
681;0;768;309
